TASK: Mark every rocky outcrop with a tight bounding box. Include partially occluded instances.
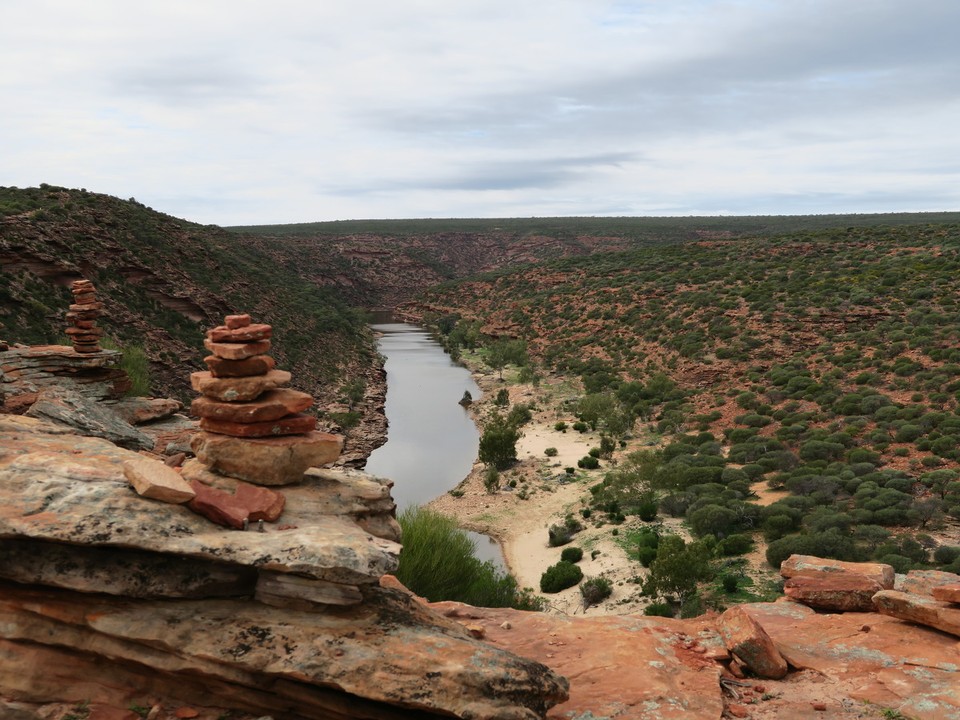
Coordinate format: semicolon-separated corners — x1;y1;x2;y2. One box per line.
780;554;895;589
0;343;131;407
0;413;568;720
873;590;960;637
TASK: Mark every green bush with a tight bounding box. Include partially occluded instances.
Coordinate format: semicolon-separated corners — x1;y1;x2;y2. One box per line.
578;455;600;469
555;421;568;432
544;447;559;457
561;546;584;563
396;507;541;609
643;602;674;617
540;561;583;593
721;574;739;593
580;577;613;604
494;388;510;406
573;421;589;433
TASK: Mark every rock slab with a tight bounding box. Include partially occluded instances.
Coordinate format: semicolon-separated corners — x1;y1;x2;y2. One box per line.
780;554;895;589
123;456;195;504
191;430;343;485
716;605;788;679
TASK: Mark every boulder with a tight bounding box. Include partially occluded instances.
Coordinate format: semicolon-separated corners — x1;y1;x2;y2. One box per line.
191;430;342;485
896;569;960;597
123;456;196;504
109;397;183;425
783;571;883;612
207;323;273;343
780;554;895;589
931;584;960;604
873;590;960;637
225;313;251;329
716;606;788;679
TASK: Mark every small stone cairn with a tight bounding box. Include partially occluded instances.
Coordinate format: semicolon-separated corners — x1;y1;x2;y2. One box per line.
188;314;343;494
65;279;105;353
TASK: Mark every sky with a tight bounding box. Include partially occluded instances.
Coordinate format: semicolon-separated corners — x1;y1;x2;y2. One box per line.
2;1;959;225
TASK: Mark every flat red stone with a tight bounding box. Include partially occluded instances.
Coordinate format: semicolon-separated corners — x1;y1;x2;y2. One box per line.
203;338;271;360
204;354;276;378
190;388;313;423
199;413;317;437
207;323;272;343
186;479;285;529
931;584;960;604
225;314;252;329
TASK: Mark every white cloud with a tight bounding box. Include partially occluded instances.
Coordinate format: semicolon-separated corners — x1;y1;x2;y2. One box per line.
1;0;958;224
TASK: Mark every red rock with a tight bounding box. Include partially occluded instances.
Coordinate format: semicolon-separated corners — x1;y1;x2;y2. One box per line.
72;291;97;304
74;344;103;354
207;323;273;343
931;584;960;604
783;571;883;612
898;570;960;597
191;369;291;402
187;478;285;528
780;555;895;589
66;326;104;336
199;412;317;437
204;353;276;378
727;704;749;718
812;702;827;711
873;589;960;637
69;302;104;312
203;338;271;360
174;708;200;719
66;308;101;321
190;430;343;485
164;452;186;468
717;606;788;679
225;313;251;329
88;705;138;720
73;319;97;329
191;388;313;423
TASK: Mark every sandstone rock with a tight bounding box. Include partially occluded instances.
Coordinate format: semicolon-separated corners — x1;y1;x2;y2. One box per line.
896;569;960;597
428;601;722;720
780;554;895;589
0;539;257;598
204;353;276;378
873;590;960;637
191;388;313;423
931;584;960;603
225;313;251;329
190;369;291;402
25;385;153;450
255;570;363;608
716;606;788;679
203;338;271;360
191;430;343;485
207;323;273;343
110;397;183;425
783;571;883;612
199;412;317;438
187;478;285;529
0;583;568;720
741;602;960;718
0;418;397;585
123;456;196;504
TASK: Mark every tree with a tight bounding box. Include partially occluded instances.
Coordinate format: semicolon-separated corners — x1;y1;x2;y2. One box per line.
643;535;712;608
478;414;520;469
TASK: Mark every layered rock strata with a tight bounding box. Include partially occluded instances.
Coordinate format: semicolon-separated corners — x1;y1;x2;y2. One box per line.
0;414;567;719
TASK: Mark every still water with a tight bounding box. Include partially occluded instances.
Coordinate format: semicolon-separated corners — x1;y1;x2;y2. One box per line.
364;321;504;569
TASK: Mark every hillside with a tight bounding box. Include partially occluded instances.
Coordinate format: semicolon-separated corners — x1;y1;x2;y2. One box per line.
0;185;385;458
412;221;960;577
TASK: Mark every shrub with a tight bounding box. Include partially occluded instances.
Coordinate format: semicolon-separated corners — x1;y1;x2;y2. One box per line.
721;574;739;593
561;546;584;563
573;421;589;433
540;561;583;593
483;466;500;493
555;421;568;432
644;602;674;617
396;507;536;609
479;415;520;469
580;577;613;604
718;534;754;556
494;388;510;406
544;447;559;457
578;455;600;469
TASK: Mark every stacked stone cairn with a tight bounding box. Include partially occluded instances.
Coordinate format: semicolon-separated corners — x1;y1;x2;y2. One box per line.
65;279;105;354
185;314;343;528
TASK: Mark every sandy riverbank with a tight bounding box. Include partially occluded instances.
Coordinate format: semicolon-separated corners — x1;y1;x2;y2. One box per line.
427;367;662;616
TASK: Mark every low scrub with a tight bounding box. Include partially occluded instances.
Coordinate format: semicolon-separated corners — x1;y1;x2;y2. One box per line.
540;561;583;593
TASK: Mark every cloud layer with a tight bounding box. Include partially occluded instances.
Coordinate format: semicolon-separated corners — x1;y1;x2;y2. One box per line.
2;1;958;224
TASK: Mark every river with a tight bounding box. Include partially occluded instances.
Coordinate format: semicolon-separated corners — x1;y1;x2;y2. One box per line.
364;320;505;569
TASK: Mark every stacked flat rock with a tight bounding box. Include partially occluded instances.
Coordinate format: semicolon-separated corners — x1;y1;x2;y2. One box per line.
66;279;104;354
190;314;343;487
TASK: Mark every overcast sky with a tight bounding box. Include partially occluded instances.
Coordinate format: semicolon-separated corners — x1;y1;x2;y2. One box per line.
2;1;959;225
